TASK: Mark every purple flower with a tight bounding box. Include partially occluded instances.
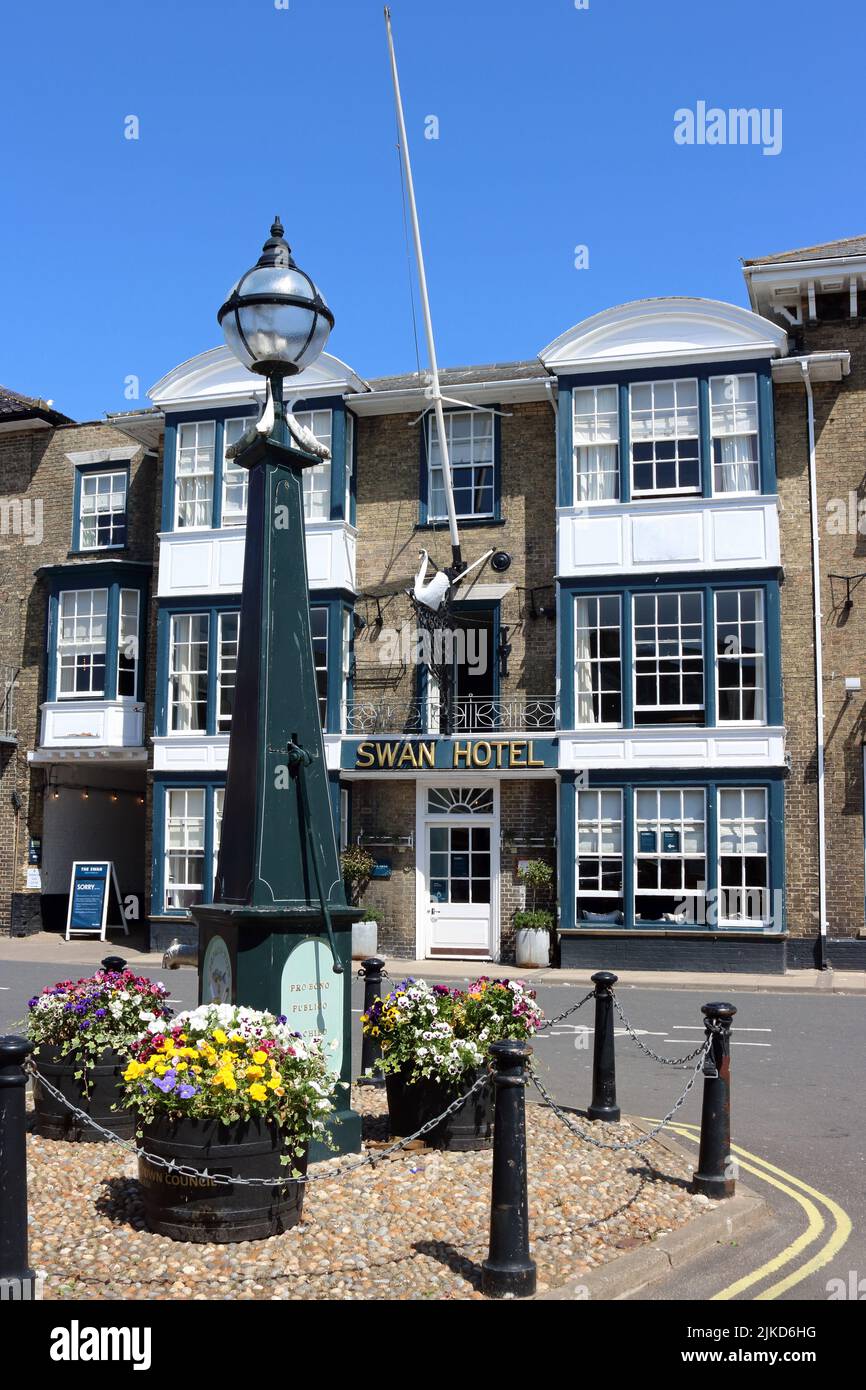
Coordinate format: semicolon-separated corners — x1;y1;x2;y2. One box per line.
153;1074;176;1093
95;1009;106;1018
27;997;37;1009
177;1084;197;1100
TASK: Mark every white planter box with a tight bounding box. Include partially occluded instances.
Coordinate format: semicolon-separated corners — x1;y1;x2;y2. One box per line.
515;928;550;969
352;919;379;961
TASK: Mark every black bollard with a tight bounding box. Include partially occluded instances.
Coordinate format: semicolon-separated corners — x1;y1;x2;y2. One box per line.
587;970;621;1122
694;1002;737;1199
0;1036;36;1297
358;957;386;1087
481;1039;536;1299
101;956;127;973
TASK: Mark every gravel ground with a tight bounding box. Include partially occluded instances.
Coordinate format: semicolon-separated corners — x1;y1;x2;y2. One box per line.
27;1088;714;1300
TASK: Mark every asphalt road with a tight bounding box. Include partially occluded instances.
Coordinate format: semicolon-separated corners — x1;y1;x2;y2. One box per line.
4;961;863;1304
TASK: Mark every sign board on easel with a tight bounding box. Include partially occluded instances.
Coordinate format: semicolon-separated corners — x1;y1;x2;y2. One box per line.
65;862;129;941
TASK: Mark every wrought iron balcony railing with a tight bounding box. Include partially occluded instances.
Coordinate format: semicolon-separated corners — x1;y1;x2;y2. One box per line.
343;696;558;736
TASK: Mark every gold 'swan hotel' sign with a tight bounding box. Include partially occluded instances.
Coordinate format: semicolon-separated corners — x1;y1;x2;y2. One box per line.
351;739;553;770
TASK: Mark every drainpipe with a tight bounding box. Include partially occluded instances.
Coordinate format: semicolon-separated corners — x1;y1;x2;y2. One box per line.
800;360;829;969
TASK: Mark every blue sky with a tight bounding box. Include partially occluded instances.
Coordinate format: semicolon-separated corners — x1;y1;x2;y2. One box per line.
1;0;864;420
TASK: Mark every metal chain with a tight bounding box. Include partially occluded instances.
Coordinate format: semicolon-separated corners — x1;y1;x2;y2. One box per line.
27;1061;487;1188
611;995;711;1068
528;1032;712;1153
536;989;595;1031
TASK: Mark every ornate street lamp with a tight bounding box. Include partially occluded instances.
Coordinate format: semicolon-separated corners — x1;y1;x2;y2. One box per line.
194;219;362;1156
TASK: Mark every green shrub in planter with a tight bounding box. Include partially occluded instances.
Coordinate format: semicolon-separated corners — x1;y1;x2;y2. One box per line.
513;910;556;931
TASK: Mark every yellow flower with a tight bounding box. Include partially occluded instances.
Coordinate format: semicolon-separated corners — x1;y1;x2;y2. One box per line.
162;1038;176;1056
245;1065;264;1079
249;1083;267;1102
213;1029;228;1045
123;1060;145;1081
252;1050;268;1065
176;1061;188;1072
230;1032;245;1044
266;1076;281;1091
154;1063;168;1076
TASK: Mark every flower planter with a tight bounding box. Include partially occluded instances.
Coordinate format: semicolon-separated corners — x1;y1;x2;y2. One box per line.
138;1114;307;1244
32;1045;134;1142
351;918;379;961
515;928;550;969
385;1065;493;1151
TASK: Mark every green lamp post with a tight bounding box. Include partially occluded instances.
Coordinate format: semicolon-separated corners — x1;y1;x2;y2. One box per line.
192;218;362;1156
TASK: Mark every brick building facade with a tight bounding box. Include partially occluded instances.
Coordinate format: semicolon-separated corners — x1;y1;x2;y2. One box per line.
2;235;865;971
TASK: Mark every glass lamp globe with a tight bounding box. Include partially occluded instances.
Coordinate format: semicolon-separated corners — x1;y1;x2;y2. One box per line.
217;218;335;377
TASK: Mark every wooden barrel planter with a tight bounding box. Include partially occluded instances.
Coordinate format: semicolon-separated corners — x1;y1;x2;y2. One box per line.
137;1115;307;1244
385;1066;493;1151
31;1046;134;1142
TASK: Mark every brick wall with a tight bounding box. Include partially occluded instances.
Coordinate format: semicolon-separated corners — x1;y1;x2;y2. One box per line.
775;317;866;940
0;420;156;933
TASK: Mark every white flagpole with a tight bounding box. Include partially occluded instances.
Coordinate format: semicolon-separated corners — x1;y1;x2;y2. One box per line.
384;5;463;573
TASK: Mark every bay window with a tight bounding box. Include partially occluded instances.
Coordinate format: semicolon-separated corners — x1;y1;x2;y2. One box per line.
298;409;333;520
630;379;700;496
217;612;240;731
116;589;140;697
635;788;706;922
576;789;623;921
221;418;251;526
633;591;704;725
57;589;108;697
711;374;759;494
716;589;765;723
718;788;769;924
575;595;621;725
165;788;206;910
175;422;215;529
169;614;209;732
573;386;619;502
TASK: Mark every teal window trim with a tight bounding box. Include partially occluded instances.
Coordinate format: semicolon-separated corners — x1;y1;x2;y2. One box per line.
156;599;241;738
45;570;148;702
560;769;785;934
156;595;341;737
164;400;351;533
419;404;502;525
150;775;224;918
561;573;783;732
556;358;774;506
70;461;131;555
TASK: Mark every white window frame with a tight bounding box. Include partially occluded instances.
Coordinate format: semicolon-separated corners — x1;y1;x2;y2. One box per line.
175;421;216;530
575;594;622;727
629;378;700;497
164;787;206;912
296;409;333;520
57;588;108;698
572;385;620;503
715;588;766;726
633;591;705;725
344;411;355;521
216;611;240;732
168;613;209;733
221;418;253;527
78;470;127;550
427;409;495;521
310;605;329;728
710;373;760;497
212;787;225;892
634;787;707;921
116;589;140;700
576;789;624;919
717;787;769;926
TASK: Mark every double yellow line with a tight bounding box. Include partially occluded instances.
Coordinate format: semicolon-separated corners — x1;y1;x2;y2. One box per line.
661;1120;852;1300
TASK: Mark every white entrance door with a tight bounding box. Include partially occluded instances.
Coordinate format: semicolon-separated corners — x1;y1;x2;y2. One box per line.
420;785;498;960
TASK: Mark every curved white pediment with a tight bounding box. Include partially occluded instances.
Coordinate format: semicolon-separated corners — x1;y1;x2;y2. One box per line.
149;346;369;410
540;297;789;374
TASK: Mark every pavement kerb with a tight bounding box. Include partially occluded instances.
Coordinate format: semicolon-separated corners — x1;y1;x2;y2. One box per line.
535;1119;771;1302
